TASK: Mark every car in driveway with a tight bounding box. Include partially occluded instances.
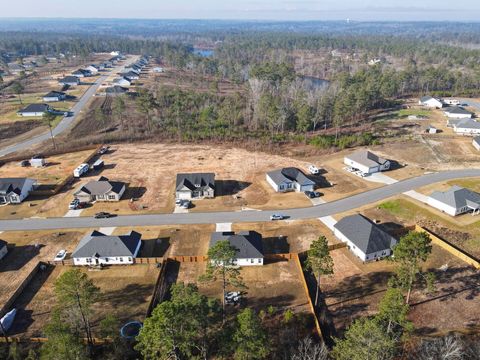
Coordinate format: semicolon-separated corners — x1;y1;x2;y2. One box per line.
54;249;67;261
308;165;320;174
94;212;113;219
69;199;80;210
98;146;110;155
270;214;285;221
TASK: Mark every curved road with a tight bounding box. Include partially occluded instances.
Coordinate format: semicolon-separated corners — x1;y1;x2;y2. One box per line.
1;168;479;231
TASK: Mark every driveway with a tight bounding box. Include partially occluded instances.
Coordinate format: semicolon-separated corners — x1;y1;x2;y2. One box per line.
0;168;479;231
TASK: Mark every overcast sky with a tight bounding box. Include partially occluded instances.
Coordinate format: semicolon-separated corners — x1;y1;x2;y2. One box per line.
2;0;480;21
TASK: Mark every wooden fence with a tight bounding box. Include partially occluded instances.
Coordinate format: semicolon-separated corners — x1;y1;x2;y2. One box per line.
415;225;480;269
0;336;113;344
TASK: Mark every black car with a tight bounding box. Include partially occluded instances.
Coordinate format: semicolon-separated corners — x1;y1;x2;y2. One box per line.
313;192;322;198
94;212;112;219
304;191;315;199
20;160;30;167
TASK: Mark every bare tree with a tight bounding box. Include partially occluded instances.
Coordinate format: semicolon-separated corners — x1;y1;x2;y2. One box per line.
291;337;329;360
413;335;466;360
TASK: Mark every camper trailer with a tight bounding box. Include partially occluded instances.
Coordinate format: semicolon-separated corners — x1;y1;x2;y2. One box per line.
73;163;90;178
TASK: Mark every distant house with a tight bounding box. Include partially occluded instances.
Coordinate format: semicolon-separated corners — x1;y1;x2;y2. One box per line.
105;86;128;96
113;77;131;87
0;240;7;261
210;231;264;266
266;167;315;193
427;186;480;216
333;214;397;262
74;177;126;203
443;99;460;106
43;91;66;102
0;178;36;204
72;230;142;266
344;150;391;175
176;173;215;200
85;65;99;75
419;96;443;108
425;125;438;134
7;63;24;74
59;76;80;86
72;69;91;78
443;107;473;119
473;137;480;151
17;104;51;117
153;67;164;73
123;71;139;80
450;118;480;135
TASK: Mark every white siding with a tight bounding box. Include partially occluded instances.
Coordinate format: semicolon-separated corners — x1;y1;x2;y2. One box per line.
235;258;264;266
333;228;392;262
344;158;374;174
266;174;280;192
454;127;480;135
73;256;134;266
427;197;458;216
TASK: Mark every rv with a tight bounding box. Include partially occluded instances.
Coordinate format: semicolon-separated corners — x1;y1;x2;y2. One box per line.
74;163;90;178
92;159;104;171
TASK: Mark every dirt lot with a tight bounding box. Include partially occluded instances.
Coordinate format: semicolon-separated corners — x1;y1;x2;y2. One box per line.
322;245;480;336
174;260;311;314
9;264;160;337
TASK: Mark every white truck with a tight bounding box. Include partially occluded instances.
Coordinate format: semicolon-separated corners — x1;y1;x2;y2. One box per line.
73;163;89;178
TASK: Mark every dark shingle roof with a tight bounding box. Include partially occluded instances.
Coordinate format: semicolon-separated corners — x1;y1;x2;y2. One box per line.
210;231;264;259
18;104;49;113
0;178;32;196
176;173;215;192
267;167;315;187
334;214;397;255
59;76;80;84
44;91;65;98
444;107;472;115
72;230;142;258
345;150;388;168
105;86;128;94
430;186;480;210
75;177;125;196
0;239;7;250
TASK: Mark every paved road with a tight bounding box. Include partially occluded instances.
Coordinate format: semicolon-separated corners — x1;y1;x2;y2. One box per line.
0;59;135;157
1;168;479;231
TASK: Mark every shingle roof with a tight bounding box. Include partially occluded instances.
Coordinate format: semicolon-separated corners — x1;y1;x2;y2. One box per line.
75;177;125;196
18;104;49;113
0;178;33;196
59;76;80;84
105;86;128;94
0;239;7;250
267;167;315;187
473;137;480;146
210;231;264;259
454;119;480;130
444;107;472;115
420;96;434;102
176;173;215;191
72;230;142;258
430;186;480;210
44;91;65;98
345;150;388;168
334;214;397;255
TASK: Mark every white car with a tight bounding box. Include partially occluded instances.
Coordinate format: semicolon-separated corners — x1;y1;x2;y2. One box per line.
69;199;80;210
308;165;320;174
270;214;285;221
54;250;67;261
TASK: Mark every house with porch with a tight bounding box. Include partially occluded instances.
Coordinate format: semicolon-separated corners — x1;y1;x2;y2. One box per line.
0;178;36;204
266;167;315;193
74;177;126;203
427;186;480;216
175;173;215;200
209;231;264;266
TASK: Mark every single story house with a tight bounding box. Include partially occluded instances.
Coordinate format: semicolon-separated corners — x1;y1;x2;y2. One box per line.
443;99;460;106
450;118;480;135
59;76;80;86
0;240;7;261
105;86;128;96
472;137;480;151
210;231;264;266
43;91;66;102
0;178;36;204
344;150;390;175
153;67;164;73
85;65;99;74
443;107;473;119
427;186;480;216
266;167;315;193
72;230;142;266
425;125;438;134
8;63;25;74
123;71;140;80
74;176;126;203
333;214;397;262
113;77;132;87
176;173;215;200
419;96;443;108
72;69;91;78
17;104;51;117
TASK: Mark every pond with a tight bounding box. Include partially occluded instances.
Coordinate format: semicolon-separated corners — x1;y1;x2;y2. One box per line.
299;76;330;90
193;48;214;58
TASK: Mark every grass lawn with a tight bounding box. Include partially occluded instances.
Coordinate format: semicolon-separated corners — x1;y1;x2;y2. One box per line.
397;108;432;117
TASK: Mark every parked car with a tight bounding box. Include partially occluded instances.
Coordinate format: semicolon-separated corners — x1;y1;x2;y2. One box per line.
313;192;322;198
31;154;44;160
94;212;112;219
54;249;67;261
180;200;191;209
225;291;241;305
304;191;315;199
98;146;110;155
20;160;30;167
175;199;182;206
69;199;80;210
270;214;285;221
308;165;320;174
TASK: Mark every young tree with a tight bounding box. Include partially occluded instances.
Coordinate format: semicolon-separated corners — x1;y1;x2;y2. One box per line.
11;82;24;104
233;308;270;360
42;111;57;150
304;236;334;306
331;318;397;360
136;88;156;133
136;283;221;360
391;231;432;304
376;287;413;337
200;240;245;320
54;269;100;352
112;96;126;130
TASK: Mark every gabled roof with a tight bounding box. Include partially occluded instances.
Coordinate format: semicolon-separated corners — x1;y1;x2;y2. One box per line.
72;230;142;258
0;178;34;195
75;177;125;196
454;118;480;130
18;104;49;113
473;136;480;146
430;186;480;210
44;91;66;98
113;77;131;84
267;167;315;187
0;240;7;250
444;107;472;115
176;173;215;191
59;76;80;84
123;71;139;78
210;231;264;259
345;150;389;168
334;214;397;255
105;86;128;94
420;96;441;103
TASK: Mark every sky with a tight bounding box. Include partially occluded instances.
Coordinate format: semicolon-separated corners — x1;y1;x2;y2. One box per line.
1;0;480;21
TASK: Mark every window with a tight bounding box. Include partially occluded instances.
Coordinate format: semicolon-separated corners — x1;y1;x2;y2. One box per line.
86;258;92;263
250;259;254;263
108;195;116;200
279;185;284;190
258;259;262;264
119;257;123;262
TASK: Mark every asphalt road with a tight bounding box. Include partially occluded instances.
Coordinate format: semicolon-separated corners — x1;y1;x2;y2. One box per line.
1;168;479;231
0;59;135;158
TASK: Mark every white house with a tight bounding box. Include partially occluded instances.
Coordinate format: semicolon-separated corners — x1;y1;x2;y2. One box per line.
443;107;473;119
43;91;66;102
426;125;438;134
451;118;480;135
344;150;390;175
17;104;51;117
0;178;36;204
74;177;126;203
0;240;8;261
176;173;215;200
333;214;397;262
443;99;460;106
209;231;264;266
113;77;132;87
419;96;443;108
266;168;315;193
427;186;480;216
472;137;480;151
153;67;164;73
72;230;142;266
59;76;80;86
85;65;99;75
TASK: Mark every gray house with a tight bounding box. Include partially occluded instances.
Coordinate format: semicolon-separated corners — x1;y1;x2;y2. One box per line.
266;167;315;193
17;104;51;117
59;76;80;86
344;150;391;175
210;231;264;266
333;214;397;262
74;177;126;203
72;230;142;266
0;178;36;204
0;240;7;261
176;173;215;200
473;137;480;151
427;186;480;216
43;91;66;102
105;86;128;96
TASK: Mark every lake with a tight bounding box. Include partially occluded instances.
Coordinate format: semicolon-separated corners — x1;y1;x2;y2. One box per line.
300;76;330;90
193;48;214;58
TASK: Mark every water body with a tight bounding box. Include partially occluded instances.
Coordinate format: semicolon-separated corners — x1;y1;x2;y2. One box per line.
193;48;214;57
300;76;330;90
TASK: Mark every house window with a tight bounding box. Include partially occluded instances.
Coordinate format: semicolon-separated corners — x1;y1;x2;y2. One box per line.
119;257;123;262
250;259;254;263
108;195;116;200
279;185;284;190
287;183;293;189
86;258;92;263
258;259;262;263
128;257;132;262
